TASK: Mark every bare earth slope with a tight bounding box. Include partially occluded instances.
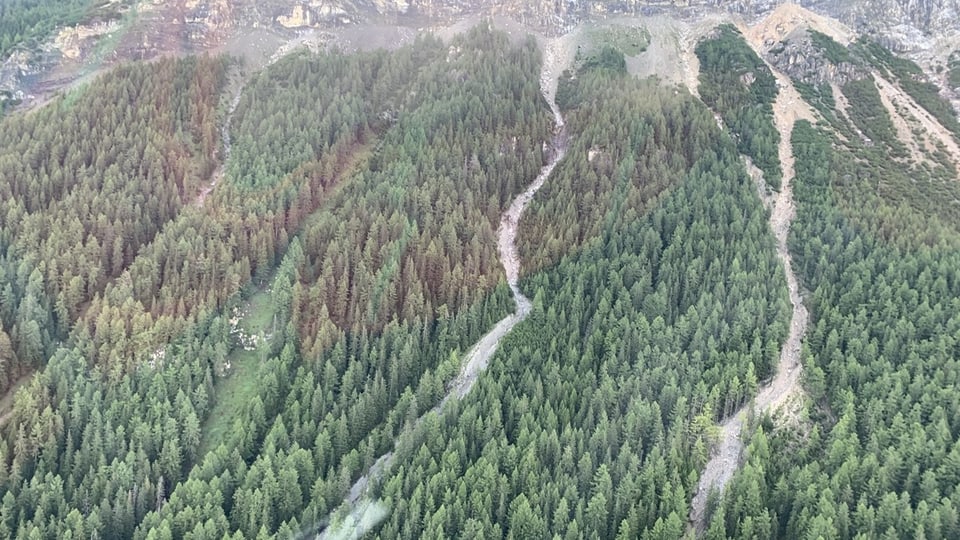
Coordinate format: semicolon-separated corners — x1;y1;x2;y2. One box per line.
872;71;960;169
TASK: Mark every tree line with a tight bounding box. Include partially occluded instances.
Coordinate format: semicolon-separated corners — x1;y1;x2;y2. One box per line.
696;24;782;189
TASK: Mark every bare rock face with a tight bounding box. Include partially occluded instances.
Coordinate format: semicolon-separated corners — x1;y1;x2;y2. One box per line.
804;0;960;35
276;2;358;28
371;0;411;14
767;28;869;88
277;4;315;27
0;50;46;101
358;0;960;37
187;0;237;34
4;0;960;112
54;22;121;60
13;1;960;63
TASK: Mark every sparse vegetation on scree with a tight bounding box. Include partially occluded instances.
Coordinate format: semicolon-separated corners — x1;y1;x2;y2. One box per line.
857;38;960;138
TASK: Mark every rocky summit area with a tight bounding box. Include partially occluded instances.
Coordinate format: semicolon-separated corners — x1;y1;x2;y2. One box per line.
283;0;960;36
3;0;960;109
251;0;960;37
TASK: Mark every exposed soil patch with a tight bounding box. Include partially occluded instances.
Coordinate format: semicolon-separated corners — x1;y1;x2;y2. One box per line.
872;71;960;170
622;15;688;90
745;2;854;51
211;27;286;70
627;13;726;97
195;68;244;208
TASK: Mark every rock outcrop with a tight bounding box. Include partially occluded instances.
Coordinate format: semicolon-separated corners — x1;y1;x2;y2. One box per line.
184;0;960;39
4;0;960;112
766;28;869;88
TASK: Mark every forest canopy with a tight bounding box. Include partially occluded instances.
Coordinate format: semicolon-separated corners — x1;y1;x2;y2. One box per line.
0;15;959;540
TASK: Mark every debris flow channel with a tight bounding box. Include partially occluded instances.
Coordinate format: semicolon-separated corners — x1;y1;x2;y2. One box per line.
689;68;814;533
315;39;569;540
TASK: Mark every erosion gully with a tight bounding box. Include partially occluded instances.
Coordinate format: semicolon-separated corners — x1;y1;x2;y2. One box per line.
314;42;569;540
689;70;813;533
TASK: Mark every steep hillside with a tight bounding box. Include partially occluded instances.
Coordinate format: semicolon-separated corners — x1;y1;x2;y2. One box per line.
687;6;960;538
0;25;561;539
365;45;790;540
2;2;960;540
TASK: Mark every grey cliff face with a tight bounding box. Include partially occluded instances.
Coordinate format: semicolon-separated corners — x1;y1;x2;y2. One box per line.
3;0;958;109
767;28;869;87
804;0;960;34
241;1;960;35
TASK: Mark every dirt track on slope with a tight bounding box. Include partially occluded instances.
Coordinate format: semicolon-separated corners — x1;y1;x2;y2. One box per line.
195;81;243;208
449;35;568;401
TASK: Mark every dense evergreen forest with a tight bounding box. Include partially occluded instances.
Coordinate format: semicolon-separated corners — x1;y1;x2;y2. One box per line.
367;61;790;539
0;56;227;386
0;25;558;539
704;33;960;537
706;118;960;540
2;12;960;540
695;25;782;190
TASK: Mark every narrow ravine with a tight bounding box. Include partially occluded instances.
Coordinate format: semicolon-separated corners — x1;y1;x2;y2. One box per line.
315;40;569;540
195;84;242;208
689;73;814;533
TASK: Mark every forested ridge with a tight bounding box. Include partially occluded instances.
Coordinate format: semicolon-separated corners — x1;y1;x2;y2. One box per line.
704;116;960;539
695;25;782;190
701;27;960;532
363;54;789;539
0;56;227;387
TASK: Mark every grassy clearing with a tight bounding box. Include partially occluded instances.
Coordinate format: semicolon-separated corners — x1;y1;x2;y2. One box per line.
198;141;374;455
199;287;275;455
198;348;261;455
242;286;277;335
